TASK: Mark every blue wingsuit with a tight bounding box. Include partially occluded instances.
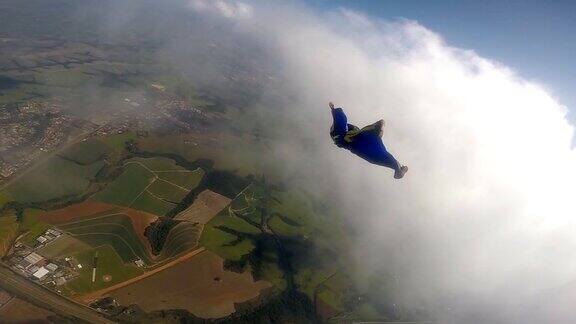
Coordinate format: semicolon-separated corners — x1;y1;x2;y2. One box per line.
330;106;403;175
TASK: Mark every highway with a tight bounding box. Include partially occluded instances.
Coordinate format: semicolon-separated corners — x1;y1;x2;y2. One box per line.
0;265;115;323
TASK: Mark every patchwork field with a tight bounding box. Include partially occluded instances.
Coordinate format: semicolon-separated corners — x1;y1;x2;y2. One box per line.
200;211;259;262
158;221;202;260
39;201;157;263
137;133;273;177
91;163;154;208
5;155;104;202
174;189;231;223
58;214;151;264
65;245;144;296
109;250;272;319
92;157;203;216
199;181;348;300
200;185;264;261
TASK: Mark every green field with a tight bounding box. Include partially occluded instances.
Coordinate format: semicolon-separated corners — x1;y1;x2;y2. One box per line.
159;221;202;260
100;132;139;151
128;157;181;171
65;245;143;295
5;156;104;203
130;191;175;217
17;208;49;246
137;134;272;177
200;186;262;261
0;212;18;256
58;214;151;264
93;157;203;216
147;180;188;202
59;138;111;165
36;234;91;259
128;157;205;190
92;163;154;207
200;214;258;261
156;169;204;190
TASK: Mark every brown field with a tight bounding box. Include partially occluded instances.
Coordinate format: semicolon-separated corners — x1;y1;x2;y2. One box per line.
77;247;206;304
174;189;231;224
39;201;158;254
108;251;272;319
0;297;56;322
39;201;115;224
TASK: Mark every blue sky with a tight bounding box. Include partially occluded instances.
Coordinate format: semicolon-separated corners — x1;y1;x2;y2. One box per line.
309;0;576;119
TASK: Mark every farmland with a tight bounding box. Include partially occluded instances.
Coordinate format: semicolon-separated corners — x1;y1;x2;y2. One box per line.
0;1;386;321
91;164;154;208
4;155;104;203
158;221;202;260
109;250;272;319
59;138;111;165
200;208;260;262
36;234;91;259
58;213;152;264
17;208;49;246
65;245;144;296
0;297;57;322
197;181;351;311
91;157;204;216
137;133;274;178
0;211;18;256
174;189;231;223
39;201;157;263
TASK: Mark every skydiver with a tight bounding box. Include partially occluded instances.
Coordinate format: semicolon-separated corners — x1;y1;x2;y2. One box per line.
329;102;408;179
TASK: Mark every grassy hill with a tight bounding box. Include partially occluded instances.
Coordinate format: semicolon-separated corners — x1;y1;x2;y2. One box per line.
5;156;104;203
58;213;151;264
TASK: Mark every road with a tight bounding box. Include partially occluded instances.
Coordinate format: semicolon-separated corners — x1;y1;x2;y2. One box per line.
0;265;115;323
78;247;206;304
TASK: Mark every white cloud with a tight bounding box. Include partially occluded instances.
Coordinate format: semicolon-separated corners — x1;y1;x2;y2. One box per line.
188;0;252;19
182;3;576;322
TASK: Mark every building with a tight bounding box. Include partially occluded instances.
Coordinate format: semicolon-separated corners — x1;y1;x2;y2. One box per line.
20;252;44;269
45;263;58;272
32;267;49;280
46;229;61;237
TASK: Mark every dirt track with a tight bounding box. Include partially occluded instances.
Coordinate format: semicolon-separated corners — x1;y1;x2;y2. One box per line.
77;247;206;304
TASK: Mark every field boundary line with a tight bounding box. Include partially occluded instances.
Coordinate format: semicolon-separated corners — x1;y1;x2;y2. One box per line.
154;178;190;192
128;178;156;207
57;212;126;226
71;232;143;262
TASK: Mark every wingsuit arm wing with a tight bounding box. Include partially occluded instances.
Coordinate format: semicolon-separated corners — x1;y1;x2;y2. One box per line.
330;107;348;138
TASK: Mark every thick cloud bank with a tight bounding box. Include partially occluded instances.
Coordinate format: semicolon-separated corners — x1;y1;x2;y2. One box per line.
186;1;576;322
